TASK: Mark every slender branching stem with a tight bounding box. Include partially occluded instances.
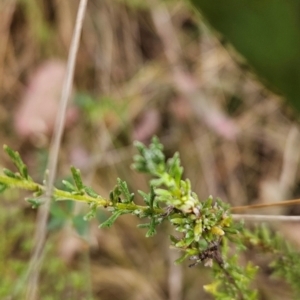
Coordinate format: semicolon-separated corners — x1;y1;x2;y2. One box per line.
1;137;300;300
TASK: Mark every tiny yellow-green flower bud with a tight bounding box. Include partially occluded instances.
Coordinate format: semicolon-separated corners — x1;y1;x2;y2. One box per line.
203;281;220;295
220;216;232;227
175;240;187;248
194;221;203;241
211;226;225;236
170;218;184;225
178;203;193;213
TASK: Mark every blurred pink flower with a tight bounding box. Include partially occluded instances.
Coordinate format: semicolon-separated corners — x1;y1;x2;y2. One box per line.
14;60;78;141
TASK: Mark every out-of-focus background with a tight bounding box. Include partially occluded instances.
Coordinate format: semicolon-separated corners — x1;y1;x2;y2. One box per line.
1;0;300;299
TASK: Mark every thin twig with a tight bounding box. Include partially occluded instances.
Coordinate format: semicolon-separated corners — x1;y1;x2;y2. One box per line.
232;214;300;222
24;1;88;299
231;198;300;212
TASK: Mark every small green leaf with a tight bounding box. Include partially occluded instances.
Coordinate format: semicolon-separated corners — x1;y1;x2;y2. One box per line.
129;193;135;202
146;227;156;237
3;168;18;179
169;235;179;244
145;217;158;237
117;178;132;203
84;186;99;198
109;190;117;205
194;221;203;241
109;190;113;200
148;185;156;209
203;196;213;209
20;165;29;180
71;166;84;190
4;145;28;179
99;211;123;228
137;191;148;205
174;252;190;265
167;152;183;184
170;218;185;225
175;237;194;248
133;140;145;153
84;203;98;221
109;184;122;204
3;145;16;159
137;223;151;228
62;180;76;191
32;186;42;198
155;188;171;197
175;240;186;248
132;155;146;172
26;197;44;208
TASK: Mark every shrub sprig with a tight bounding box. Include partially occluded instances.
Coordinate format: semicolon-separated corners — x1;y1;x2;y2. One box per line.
1;137;300;299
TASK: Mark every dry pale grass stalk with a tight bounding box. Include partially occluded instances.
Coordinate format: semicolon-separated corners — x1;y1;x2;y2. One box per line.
0;1;16;89
24;1;88;299
231;198;300;212
233;214;300;222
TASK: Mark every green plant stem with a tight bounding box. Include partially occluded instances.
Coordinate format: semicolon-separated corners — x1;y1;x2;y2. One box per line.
0;174;165;216
0;174;106;205
54;189;107;205
0;174;39;191
115;202;163;214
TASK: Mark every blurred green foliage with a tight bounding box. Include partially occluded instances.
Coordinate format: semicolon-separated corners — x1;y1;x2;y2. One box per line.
191;0;300;112
0;195;90;299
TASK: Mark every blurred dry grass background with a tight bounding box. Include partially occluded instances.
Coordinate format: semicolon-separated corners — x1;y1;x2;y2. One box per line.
1;0;300;299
